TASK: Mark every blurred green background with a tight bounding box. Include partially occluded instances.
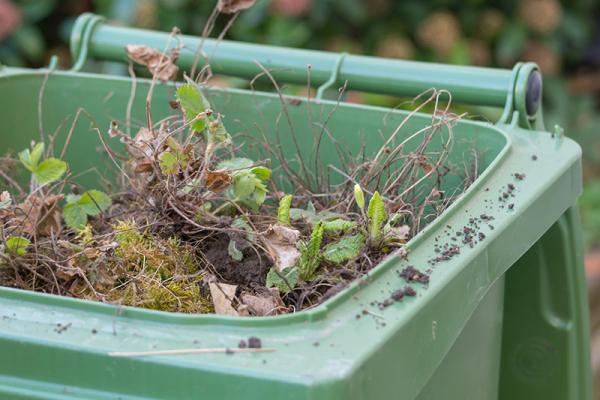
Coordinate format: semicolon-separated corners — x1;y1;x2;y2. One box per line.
1;0;599;250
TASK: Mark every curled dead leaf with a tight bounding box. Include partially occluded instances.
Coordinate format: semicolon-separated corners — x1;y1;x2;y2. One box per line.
10;194;63;237
240;290;284;316
206;170;233;192
261;224;301;271
126;45;180;81
209;282;238;316
217;0;256;14
83;247;101;259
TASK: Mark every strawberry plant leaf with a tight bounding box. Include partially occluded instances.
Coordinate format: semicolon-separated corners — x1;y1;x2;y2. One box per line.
63;190;111;231
19;142;44;172
78;190;112;216
176;84;210;132
233;173;256;198
33;158;66;185
266;266;299;293
159;151;179;175
250;166;271;180
63;203;88;231
217;157;253;171
5;236;30;256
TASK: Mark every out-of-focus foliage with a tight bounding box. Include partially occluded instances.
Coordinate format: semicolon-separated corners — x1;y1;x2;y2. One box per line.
1;0;599;246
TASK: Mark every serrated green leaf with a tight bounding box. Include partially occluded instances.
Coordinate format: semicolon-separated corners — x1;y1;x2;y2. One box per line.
227;240;243;261
65;194;81;204
5;236;30;256
176;84;210;132
19;142;44;172
323;218;358;233
63;203;88;231
367;191;386;242
266;266;299;294
322;234;365;264
277;194;292;226
250;166;271;180
354;184;365;210
233;173;256;198
33;158;66;185
78;190;112;216
159;151;179;175
216;157;254;171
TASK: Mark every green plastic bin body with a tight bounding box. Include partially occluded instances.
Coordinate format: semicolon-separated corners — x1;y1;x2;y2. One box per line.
0;15;591;399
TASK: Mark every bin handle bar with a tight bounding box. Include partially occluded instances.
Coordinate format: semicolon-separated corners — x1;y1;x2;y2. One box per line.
70;14;542;127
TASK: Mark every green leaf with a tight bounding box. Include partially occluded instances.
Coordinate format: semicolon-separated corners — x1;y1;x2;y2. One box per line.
78;190;112;216
19;142;44;172
176;84;210;132
298;221;325;281
308;221;324;259
63;203;88;231
367;191;386;242
323;218;358;234
277;194;292;226
322;234;365;264
216;157;253;171
64;190;111;231
354;184;365;211
251;188;267;208
233;173;256;198
159;151;179;175
231;217;254;241
33;158;67;185
250;166;271;180
5;236;30;256
266;267;299;294
227;240;243;261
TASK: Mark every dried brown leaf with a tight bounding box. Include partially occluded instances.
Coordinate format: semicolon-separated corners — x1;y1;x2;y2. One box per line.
217;0;256;14
209;282;238;316
206;170;233;192
240;290;284;316
11;194;63;237
125;45;179;81
261;224;301;271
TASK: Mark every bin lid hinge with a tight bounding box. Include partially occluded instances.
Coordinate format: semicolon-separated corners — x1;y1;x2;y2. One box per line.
497;62;544;131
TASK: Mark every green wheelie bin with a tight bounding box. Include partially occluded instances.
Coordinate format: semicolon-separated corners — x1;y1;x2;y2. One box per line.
0;13;592;399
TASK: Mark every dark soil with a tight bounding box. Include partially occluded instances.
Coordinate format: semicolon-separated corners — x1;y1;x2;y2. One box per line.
203;234;268;286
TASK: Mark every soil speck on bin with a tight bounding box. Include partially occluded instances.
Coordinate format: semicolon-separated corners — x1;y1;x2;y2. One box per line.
399;266;429;284
248;337;262;349
54;322;72;334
